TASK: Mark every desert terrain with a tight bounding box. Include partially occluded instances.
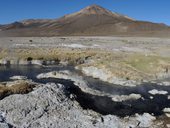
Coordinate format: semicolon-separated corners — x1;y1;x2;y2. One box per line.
0;37;170;127
1;4;170;128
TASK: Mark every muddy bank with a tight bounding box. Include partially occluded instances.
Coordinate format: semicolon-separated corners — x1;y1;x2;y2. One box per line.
37;70;170;118
66;80;170;116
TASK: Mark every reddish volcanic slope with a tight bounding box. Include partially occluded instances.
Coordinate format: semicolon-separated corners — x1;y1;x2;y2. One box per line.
0;5;170;37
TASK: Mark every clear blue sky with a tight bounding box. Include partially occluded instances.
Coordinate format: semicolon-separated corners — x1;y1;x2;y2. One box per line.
0;0;169;25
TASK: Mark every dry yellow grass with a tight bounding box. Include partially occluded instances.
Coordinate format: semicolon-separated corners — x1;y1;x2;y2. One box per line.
0;81;35;100
1;47;170;81
78;52;170;81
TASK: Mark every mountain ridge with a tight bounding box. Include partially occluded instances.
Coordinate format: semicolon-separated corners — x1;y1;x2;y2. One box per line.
0;4;170;37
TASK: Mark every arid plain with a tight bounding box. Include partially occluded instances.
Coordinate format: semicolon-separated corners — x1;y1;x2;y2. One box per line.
1;36;170;82
0;36;170;127
1;4;170;128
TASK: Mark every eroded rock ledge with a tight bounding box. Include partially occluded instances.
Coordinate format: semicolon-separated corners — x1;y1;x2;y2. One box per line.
0;81;162;128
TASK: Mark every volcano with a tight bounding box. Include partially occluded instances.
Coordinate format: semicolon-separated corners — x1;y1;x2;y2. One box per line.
0;4;170;37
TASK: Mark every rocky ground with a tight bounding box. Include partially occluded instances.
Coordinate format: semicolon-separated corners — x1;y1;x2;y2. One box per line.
1;37;170;127
0;80;167;128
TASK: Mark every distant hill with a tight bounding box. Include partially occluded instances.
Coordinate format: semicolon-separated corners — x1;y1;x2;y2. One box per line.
0;4;170;37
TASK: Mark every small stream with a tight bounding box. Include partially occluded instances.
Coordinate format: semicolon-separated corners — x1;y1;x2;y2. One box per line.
0;65;170;117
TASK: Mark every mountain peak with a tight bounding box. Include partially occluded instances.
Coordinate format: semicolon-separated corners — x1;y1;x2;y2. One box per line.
79;4;114;15
61;4;134;21
85;4;105;10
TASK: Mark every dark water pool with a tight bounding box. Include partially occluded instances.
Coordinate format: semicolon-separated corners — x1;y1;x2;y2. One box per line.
0;65;170;117
0;65;74;82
